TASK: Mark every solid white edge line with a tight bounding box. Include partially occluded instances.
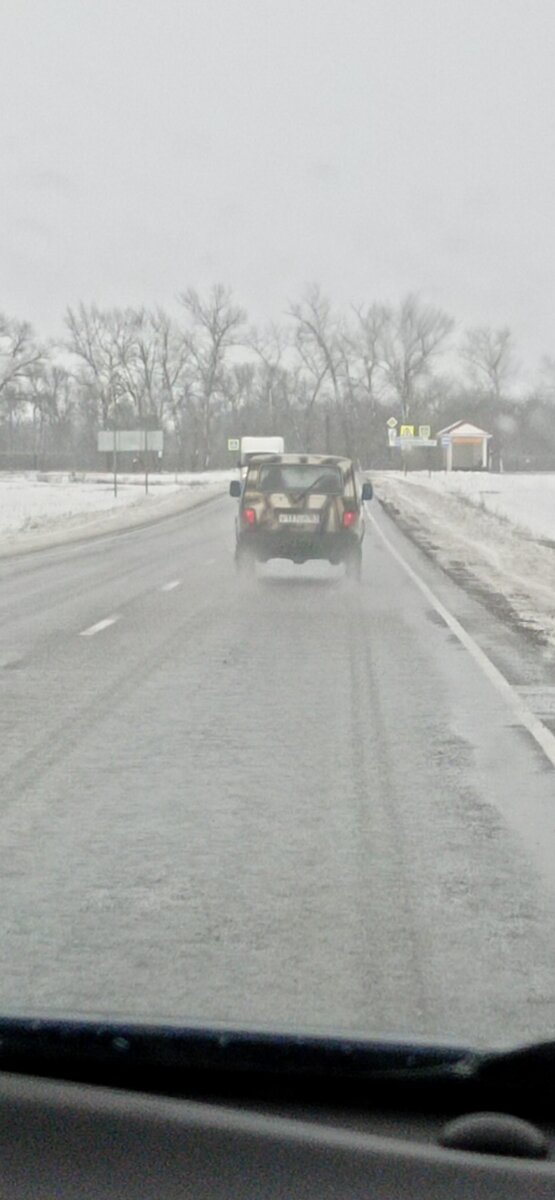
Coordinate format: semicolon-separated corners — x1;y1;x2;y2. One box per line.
161;580;181;591
79;615;121;637
367;508;555;770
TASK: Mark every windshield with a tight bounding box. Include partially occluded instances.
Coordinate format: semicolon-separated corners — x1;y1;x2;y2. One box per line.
258;464;343;494
1;0;555;1055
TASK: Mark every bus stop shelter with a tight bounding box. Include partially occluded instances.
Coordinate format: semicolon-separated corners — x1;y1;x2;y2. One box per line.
437;421;492;470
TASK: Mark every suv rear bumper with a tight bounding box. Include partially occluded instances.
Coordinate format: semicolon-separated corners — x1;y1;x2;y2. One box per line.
236;529;363;563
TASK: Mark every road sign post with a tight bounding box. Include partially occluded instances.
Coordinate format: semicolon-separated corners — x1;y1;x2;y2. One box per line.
113;427;118;498
387;430;437;474
97;430;164;495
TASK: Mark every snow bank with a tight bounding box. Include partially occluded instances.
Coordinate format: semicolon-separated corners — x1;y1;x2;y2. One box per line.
373;471;555;648
0;470;233;556
389;471;555;545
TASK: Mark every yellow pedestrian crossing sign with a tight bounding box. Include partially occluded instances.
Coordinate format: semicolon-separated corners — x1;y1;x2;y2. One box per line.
399;425;415;438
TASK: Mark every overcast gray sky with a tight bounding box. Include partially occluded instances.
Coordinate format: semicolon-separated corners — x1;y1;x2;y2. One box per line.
1;0;554;378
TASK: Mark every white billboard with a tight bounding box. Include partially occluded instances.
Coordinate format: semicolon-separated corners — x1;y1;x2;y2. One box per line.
97;430;164;453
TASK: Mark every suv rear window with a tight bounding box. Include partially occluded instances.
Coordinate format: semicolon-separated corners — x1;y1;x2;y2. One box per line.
258;464;343;494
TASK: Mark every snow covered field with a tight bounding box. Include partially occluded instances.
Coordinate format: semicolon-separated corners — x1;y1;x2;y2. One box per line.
373;471;555;649
386;471;555;545
0;470;233;553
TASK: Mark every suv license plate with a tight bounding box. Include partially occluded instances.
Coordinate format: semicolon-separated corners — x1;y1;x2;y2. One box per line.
278;513;320;526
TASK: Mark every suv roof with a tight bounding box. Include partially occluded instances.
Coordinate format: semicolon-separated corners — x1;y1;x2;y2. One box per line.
246;453;353;468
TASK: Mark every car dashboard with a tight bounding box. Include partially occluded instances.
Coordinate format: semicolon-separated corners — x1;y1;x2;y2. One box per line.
2;1020;555;1198
3;1073;555;1198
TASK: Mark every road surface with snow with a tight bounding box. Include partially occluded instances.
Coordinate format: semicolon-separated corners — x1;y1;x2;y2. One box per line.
1;491;555;1049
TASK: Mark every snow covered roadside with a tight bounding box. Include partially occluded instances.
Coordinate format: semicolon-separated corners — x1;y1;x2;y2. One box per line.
381;470;555;545
0;471;234;557
372;471;555;649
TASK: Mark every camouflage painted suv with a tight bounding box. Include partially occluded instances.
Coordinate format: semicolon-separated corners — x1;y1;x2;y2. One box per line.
229;453;373;577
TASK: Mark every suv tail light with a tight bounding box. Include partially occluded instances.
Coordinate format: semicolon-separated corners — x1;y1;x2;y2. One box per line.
342;510;357;528
243;507;257;526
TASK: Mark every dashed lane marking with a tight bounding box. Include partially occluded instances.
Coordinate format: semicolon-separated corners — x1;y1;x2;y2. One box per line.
161;580;181;592
79;615;121;637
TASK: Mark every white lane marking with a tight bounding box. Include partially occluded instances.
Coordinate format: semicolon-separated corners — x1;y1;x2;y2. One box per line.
79;615;121;637
161;579;181;592
367;510;555;770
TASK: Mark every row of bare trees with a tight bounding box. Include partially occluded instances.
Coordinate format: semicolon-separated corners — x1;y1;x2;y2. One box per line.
0;285;551;470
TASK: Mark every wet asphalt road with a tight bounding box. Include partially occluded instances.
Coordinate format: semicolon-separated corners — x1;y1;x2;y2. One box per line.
1;493;555;1048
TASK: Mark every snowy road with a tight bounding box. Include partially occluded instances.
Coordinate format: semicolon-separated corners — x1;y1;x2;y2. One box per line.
1;495;555;1048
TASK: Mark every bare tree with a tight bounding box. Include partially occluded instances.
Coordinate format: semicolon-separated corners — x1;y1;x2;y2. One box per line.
0;315;43;448
380;294;454;419
248;323;290;431
28;361;75;463
333;303;395;459
144;308;193;465
460;325;518;401
349;303;392;405
112;309;153;421
289;285;352;450
65;304;127;427
179;285;246;468
0;314;43;397
66;303;182;433
288;284;343;409
536;356;555;406
290;335;330;449
119;307;191;427
3;290;536;470
226;362;257;433
150;309;189;420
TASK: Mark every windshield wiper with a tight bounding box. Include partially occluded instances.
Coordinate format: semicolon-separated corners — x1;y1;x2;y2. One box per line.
0;1017;551;1114
466;1040;555;1088
0;1015;470;1098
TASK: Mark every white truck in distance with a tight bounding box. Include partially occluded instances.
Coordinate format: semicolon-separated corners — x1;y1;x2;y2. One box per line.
239;437;285;478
